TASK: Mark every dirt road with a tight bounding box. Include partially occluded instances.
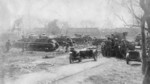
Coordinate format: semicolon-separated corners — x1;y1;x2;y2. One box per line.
5;53;109;84
1;49;143;84
53;58;143;84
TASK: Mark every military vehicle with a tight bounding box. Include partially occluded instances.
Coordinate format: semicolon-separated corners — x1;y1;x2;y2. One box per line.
126;50;141;64
69;48;81;63
27;38;59;52
13;34;59;52
69;47;98;64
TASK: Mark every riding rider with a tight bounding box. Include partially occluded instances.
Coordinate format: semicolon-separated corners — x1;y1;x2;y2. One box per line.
70;48;78;57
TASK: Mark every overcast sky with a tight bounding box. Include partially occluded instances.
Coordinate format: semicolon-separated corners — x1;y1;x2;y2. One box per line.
0;0;134;32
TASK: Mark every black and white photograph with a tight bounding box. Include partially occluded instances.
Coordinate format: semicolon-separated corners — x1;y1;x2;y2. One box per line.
0;0;150;84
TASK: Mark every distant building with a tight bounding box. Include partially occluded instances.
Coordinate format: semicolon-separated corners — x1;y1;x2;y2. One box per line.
62;28;100;38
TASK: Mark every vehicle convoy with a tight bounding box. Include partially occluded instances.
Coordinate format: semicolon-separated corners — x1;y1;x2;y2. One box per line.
13;34;59;52
69;47;98;64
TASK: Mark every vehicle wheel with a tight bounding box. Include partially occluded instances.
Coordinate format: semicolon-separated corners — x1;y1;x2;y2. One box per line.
126;59;129;64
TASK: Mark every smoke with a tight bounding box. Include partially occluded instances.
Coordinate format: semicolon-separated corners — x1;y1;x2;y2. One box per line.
0;0;11;32
0;0;138;32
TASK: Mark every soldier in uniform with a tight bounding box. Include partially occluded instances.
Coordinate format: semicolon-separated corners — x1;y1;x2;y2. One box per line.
67;38;73;47
65;38;73;52
110;34;115;56
65;41;70;52
51;39;59;49
70;47;78;57
120;39;127;58
114;38;120;57
105;37;112;56
5;40;11;52
101;40;106;56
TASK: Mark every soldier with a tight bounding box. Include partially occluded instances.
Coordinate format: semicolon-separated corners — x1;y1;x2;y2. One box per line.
70;47;78;57
62;41;66;49
67;38;73;47
65;42;69;52
5;40;11;52
120;39;127;58
63;39;69;52
101;40;106;56
54;40;59;49
110;37;115;56
65;38;73;52
111;34;115;40
114;38;120;57
50;39;59;49
105;37;112;56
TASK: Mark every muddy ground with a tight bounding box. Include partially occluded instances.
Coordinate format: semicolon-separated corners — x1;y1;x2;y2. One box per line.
0;46;143;84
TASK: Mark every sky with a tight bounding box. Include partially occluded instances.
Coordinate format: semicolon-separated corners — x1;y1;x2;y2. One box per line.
0;0;136;32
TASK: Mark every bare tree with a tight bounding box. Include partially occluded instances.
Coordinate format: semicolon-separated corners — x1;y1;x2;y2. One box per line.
139;0;150;84
114;14;129;27
125;0;147;75
116;0;150;83
115;0;142;28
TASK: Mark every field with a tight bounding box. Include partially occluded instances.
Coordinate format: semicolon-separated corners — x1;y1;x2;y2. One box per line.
0;46;143;84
